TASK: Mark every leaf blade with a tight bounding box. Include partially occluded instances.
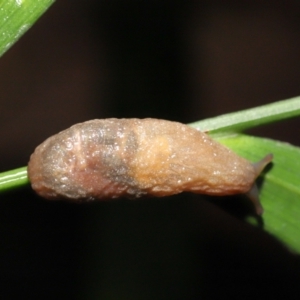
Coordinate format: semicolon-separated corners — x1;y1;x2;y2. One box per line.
0;0;55;57
189;96;300;135
0;167;28;192
217;134;300;252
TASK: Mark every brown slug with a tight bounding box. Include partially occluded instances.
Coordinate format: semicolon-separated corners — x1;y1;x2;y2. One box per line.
27;118;272;215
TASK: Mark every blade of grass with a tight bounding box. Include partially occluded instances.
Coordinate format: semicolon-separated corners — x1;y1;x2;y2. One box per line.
189;95;300;135
217;134;300;252
0;0;55;57
0;167;28;192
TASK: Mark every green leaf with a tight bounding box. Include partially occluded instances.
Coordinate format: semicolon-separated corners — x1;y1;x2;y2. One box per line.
215;134;300;252
0;0;55;58
189;95;300;135
0;167;28;192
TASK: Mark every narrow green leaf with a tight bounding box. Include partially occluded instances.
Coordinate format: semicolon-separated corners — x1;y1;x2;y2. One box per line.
0;167;28;192
0;0;55;57
216;134;300;252
189;96;300;135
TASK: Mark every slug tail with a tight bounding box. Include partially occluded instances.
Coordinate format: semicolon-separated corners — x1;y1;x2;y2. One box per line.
246;184;263;215
253;153;273;179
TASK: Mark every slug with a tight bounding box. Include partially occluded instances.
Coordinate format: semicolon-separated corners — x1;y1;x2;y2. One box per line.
27;118;272;215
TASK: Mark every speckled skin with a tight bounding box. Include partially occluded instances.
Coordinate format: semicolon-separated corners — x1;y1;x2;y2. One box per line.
28;118;263;203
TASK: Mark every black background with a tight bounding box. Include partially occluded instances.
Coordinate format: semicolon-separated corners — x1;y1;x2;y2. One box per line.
1;1;300;299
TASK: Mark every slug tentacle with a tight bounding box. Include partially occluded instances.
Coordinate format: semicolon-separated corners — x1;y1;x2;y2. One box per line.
245;153;273;215
28;118;273;215
246;184;263;215
253;154;273;179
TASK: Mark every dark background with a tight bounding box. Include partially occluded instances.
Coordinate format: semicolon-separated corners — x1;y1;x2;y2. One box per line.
1;0;300;299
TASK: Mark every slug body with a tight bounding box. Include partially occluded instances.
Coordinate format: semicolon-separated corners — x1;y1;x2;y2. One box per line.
28;119;272;214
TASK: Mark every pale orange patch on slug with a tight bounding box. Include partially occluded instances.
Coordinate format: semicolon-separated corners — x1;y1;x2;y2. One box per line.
130;135;172;190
